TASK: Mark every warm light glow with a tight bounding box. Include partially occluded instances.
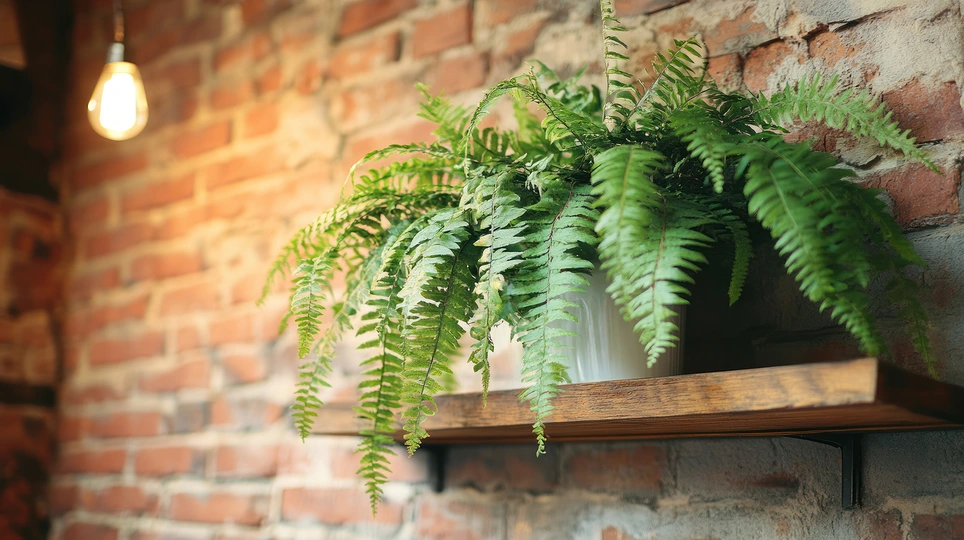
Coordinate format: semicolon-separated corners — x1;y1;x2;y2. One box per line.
88;61;148;140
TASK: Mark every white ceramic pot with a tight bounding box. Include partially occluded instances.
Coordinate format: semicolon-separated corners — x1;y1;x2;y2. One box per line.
556;269;685;383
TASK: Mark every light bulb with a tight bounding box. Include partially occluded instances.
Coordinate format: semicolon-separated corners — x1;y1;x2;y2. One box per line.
88;44;148;141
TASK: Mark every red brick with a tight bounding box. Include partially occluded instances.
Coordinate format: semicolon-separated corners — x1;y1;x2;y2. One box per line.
211;82;254;110
89;331;165;366
808;28;863;68
176;325;203;352
158;281;222;315
215;445;278;477
62;522;119;540
429;52;488;94
211;396;283;428
413;4;473;58
910;514;964;540
416;499;505;540
74;153;149;190
84;222;154;258
565;445;665;494
241;0;292;26
743;40;802;93
89;411;164;438
58;416;88;442
170;121;232;159
281;488;402;525
496;17;548;64
243;102;280;138
147;57;203;90
139;358;210;392
345;120;436;167
131;251;204;281
126;0;184;37
479;0;538;26
336;77;421;129
169;492;268;526
62;384;123;405
864;163;960;226
295;58;323;95
209;313;256;345
129;15;222;65
122;174;195;214
205;148;286;190
214;41;249;72
704;7;775;57
68;266;120;301
338;0;417;37
707;53;742;91
222;353;267;384
601;526;641;540
883;80;964;143
49;484;79;516
58;448;126;474
69;294;149;337
326;32;400;80
135;445;202;477
332;446;428;483
255;64;283;94
69;195;111;231
614;0;687;16
79;485;158;515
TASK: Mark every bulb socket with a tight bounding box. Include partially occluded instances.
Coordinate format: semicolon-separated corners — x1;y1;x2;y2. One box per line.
106;42;125;63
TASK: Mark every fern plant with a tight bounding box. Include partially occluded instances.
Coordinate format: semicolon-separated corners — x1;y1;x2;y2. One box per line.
263;0;936;512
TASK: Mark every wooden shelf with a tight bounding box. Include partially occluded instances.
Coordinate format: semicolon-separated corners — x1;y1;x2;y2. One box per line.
312;358;964;444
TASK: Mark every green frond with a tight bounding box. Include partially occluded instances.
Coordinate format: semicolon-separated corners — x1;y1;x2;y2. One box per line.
684;194;752;306
511;181;599;455
467;170;528;405
754;74;936;170
621;37;704;128
738;134;885;356
400;232;478;455
670;107;735;193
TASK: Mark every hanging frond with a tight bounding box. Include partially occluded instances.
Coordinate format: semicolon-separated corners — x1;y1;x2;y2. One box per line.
511;181;598;455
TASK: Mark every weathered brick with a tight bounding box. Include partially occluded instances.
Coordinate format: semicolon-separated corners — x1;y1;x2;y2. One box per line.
883;80;964;143
338;0;417;37
208;313;256;346
159;281;222;316
241;0;293;26
211;82;254;110
135;445;204;477
170;121;233;159
139;358;210;392
130;251;204;281
176;325;203;352
446;445;556;492
169;492;268;526
211;396;282;429
243;102;280;139
129;15;222;65
62;522;119;540
336;77;422;129
67;294;149;338
495;16;548;64
864;163;960;226
69;194;111;231
89;331;165;366
564;444;665;494
204;148;286;190
49;484;79;516
62;383;123;405
215;445;278;477
58;416;88;442
704;7;776;57
344;120;436;168
89;412;164;438
281;488;402;525
707;53;742;91
743;40;802;93
601;526;641;540
295;58;323;95
429;52;489;94
145;57;203;91
58;448;126;474
416;498;505;539
221;353;267;384
910;514;964;540
69;266;121;301
413;4;473;58
84;222;154;258
121;174;195;214
326;32;400;80
479;0;539;27
79;485;158;515
255;64;283;94
126;1;184;38
73;153;149;190
614;0;687;16
173;401;210;433
808;28;864;67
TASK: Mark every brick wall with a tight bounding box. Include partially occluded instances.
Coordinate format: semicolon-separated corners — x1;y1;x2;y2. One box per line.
51;0;964;539
0;188;61;539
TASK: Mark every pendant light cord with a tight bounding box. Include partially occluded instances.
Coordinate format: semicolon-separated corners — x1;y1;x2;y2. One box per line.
112;0;124;43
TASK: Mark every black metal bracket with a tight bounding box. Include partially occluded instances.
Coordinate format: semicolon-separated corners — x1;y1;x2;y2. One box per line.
793;434;861;509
